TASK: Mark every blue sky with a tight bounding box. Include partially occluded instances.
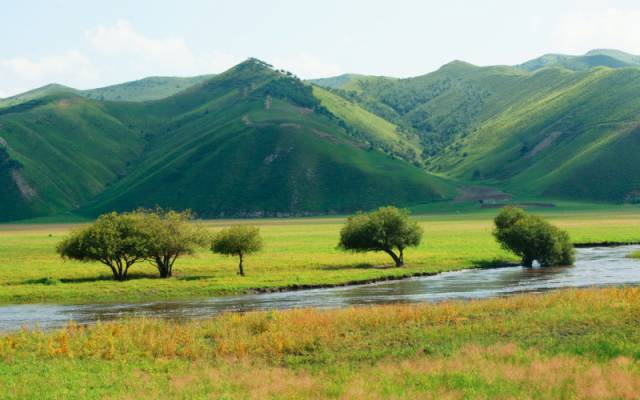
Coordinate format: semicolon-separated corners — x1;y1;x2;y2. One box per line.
2;0;640;97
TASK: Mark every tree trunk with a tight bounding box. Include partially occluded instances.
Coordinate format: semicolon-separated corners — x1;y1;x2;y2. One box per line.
156;256;171;278
159;266;170;278
238;252;245;276
384;249;404;267
113;259;126;281
105;262;119;280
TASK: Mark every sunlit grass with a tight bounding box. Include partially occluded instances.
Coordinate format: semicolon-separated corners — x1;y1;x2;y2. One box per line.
0;208;639;304
1;287;639;399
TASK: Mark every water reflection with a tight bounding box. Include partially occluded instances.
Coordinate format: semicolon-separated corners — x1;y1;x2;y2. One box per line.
1;246;639;332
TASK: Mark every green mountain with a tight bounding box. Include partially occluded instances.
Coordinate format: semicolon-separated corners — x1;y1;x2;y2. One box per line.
316;52;640;203
0;93;146;221
4;50;640;221
315;61;529;157
0;59;452;221
0;84;77;108
431;66;640;202
81;75;215;102
0;75;214;109
308;74;395;91
519;49;640;71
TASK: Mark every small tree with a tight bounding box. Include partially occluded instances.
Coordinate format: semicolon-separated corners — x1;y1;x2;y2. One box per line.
493;207;575;267
211;225;262;276
338;206;423;267
56;212;151;281
136;209;210;278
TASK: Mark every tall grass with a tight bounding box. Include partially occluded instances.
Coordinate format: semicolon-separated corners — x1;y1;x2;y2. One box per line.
1;287;639;399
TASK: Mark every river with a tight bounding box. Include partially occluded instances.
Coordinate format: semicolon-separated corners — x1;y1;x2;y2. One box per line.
1;245;638;332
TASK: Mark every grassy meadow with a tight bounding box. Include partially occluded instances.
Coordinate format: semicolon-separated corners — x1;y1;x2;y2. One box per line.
1;204;639;305
1;287;639;399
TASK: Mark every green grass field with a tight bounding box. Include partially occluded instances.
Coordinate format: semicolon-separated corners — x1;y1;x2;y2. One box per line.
1;206;638;305
1;287;639;399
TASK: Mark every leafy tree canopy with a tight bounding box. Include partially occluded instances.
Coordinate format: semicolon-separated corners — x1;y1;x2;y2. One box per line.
135;209;209;278
56;212;151;281
493;207;574;267
211;225;263;276
339;206;423;267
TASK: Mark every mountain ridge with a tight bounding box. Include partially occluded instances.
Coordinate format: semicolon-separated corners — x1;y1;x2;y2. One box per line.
2;51;640;221
0;58;453;221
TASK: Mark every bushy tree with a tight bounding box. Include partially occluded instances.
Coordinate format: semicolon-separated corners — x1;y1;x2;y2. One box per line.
56;212;151;281
493;207;575;267
136;209;209;278
211;225;263;276
338;206;423;267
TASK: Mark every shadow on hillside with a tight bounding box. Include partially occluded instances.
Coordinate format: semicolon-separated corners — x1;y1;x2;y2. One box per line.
471;259;518;269
319;263;393;271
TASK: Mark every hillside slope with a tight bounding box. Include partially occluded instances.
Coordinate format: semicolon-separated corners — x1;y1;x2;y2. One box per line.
520;49;640;72
82;75;214;102
319;56;640;203
433;67;640;202
0;59;453;221
0;94;144;221
0;75;213;108
84;60;452;218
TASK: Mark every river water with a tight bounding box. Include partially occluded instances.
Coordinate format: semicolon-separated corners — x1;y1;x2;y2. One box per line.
1;245;639;332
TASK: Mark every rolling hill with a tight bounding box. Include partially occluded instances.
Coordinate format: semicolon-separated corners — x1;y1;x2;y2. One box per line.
3;50;640;221
81;75;215;102
314;50;640;203
0;59;452;221
519;49;640;72
0;92;146;221
0;75;214;108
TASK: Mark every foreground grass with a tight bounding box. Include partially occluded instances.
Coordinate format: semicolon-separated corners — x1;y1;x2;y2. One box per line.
1;287;639;399
1;207;639;304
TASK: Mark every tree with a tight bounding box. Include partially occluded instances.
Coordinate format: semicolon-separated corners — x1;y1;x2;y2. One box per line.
136;209;209;278
338;206;423;267
493;207;575;267
211;225;262;276
56;212;151;281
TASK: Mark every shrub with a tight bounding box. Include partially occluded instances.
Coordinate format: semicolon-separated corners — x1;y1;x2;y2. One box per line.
211;225;263;276
338;206;423;267
493;207;575;267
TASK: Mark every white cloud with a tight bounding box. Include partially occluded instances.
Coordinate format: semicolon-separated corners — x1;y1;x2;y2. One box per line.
272;53;343;79
0;51;98;97
554;8;640;54
86;20;242;76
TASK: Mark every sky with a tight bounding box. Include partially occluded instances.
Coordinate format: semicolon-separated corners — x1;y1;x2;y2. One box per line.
2;0;640;97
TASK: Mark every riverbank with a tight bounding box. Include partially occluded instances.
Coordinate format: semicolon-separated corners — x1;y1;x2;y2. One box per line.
1;287;639;399
1;208;639;305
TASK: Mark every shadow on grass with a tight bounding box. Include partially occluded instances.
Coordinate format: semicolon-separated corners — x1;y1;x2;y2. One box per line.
471;259;519;269
319;263;394;271
176;275;210;281
21;273;214;285
22;273;160;285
